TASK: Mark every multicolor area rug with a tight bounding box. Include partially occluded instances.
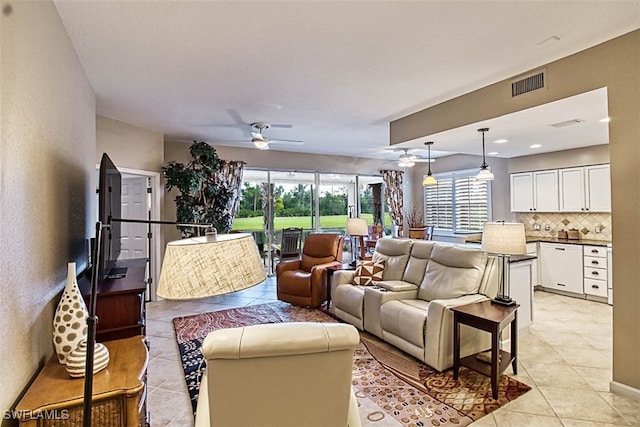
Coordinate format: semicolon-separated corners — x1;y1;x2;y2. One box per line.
173;301;530;426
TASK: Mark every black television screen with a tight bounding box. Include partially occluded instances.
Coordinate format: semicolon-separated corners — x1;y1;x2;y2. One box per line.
97;153;122;279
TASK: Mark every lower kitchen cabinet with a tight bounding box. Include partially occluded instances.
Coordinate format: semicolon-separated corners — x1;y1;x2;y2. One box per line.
510;259;534;330
539;242;583;294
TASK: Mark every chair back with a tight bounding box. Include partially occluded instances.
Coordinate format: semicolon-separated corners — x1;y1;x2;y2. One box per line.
279;227;303;258
300;233;343;272
425;225;435;240
196;322;360;427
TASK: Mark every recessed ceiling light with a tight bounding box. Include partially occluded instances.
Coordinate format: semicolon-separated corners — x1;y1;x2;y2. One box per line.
488;151;500;156
493;139;508;144
530;144;542;149
600;117;611;123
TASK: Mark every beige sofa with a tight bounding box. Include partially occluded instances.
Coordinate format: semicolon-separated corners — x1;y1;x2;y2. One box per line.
331;238;498;372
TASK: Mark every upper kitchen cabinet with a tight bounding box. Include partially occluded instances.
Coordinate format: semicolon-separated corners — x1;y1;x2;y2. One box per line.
510;170;559;212
559;164;611;212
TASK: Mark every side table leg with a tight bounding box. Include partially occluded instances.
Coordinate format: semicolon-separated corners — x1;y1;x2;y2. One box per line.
491;326;499;400
453;314;460;380
511;311;518;375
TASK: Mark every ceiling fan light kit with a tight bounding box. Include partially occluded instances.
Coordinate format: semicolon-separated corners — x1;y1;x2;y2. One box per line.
249;122;303;150
422;141;437;186
476;128;494;181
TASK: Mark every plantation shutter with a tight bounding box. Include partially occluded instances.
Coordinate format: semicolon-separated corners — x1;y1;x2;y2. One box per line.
423;170;490;232
455;176;488;232
424;178;453;229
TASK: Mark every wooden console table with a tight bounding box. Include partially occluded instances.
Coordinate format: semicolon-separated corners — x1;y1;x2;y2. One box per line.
15;336;148;426
79;258;147;342
451;300;519;399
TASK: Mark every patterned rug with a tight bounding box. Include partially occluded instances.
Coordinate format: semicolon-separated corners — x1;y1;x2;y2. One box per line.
173;301;530;426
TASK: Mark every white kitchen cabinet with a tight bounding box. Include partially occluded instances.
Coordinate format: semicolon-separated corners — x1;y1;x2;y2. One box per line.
526;242;538;287
559;164;611;212
538;242;583;294
583;245;609;299
510;170;559;212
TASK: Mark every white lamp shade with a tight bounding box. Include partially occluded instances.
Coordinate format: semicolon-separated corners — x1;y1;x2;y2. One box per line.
476;167;494;181
157;233;267;299
346;217;368;236
481;222;526;255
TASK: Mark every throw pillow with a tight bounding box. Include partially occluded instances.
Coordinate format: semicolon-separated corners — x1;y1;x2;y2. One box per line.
351;260;385;286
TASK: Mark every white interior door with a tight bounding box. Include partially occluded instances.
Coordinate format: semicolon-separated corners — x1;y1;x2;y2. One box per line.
120;176;148;260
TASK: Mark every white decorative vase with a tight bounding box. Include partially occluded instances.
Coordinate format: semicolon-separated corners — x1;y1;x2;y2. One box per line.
53;262;89;364
65;339;110;378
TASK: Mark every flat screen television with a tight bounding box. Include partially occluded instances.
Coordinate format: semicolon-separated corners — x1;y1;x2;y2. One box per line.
97;153;122;280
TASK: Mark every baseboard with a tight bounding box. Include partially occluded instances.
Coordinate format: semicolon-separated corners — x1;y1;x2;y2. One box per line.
610;381;640;400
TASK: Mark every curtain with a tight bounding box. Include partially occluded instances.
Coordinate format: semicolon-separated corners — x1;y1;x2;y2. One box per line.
216;160;245;231
381;170;404;227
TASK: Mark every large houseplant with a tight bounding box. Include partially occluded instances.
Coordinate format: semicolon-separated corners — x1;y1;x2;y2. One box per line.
162;141;240;236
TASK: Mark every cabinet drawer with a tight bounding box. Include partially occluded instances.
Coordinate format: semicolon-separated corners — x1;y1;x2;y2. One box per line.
584;267;606;279
584;278;608;297
584;256;606;268
584;245;607;257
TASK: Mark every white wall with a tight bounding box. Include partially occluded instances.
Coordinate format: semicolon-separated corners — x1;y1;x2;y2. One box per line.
0;1;96;419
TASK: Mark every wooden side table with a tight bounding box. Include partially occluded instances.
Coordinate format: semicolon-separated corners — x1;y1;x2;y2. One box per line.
451;300;519;399
326;263;357;307
15;336;148;426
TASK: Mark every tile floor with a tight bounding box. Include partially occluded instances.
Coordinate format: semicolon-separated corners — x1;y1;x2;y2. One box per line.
146;280;640;426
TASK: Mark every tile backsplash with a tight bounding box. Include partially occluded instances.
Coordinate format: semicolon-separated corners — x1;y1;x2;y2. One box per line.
516;212;611;241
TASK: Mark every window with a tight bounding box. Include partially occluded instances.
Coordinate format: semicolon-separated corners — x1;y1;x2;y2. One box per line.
424;169;491;232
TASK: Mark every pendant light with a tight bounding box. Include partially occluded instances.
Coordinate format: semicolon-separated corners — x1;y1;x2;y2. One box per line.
476;127;494;181
422;141;437;186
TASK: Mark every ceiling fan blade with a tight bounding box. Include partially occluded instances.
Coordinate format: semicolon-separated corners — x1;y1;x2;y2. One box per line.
269;124;293;129
268;139;304;145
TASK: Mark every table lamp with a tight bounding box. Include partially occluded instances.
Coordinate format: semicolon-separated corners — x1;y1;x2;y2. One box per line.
481;222;526;305
346;217;369;266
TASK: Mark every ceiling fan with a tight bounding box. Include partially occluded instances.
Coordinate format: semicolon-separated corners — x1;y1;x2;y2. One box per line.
389;148;435;167
251;122;303;150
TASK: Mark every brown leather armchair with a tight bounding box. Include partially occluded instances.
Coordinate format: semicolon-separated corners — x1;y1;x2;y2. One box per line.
276;233;344;308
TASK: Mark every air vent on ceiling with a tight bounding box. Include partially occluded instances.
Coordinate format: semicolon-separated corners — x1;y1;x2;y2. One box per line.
511;70;546;97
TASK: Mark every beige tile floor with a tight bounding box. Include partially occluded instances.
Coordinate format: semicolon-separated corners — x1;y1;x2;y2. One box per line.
146;281;640;426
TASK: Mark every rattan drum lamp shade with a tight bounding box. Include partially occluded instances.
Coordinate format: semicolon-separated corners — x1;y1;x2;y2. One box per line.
157;233;267;299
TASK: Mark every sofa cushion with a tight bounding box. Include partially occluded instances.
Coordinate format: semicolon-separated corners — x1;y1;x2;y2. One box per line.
380;299;430;348
418;245;488;301
402;241;436;285
371;238;413;281
351;260;385;286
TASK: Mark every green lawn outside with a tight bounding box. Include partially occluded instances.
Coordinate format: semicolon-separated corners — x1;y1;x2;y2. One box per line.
232;213;392;231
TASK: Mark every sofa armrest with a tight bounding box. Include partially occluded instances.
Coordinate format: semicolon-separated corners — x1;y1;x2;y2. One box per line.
424;294;490;371
333;269;357;286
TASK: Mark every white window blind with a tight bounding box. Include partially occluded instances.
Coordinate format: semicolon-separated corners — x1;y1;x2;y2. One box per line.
424;170;490;232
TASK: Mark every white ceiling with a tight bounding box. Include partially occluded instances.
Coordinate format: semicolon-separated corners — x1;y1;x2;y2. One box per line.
54;1;640;163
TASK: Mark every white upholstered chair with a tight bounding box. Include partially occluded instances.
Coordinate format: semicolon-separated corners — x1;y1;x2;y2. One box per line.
194;322;362;427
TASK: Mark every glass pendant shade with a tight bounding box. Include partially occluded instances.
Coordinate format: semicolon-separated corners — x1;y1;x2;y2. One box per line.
476;166;494;181
423;173;437;186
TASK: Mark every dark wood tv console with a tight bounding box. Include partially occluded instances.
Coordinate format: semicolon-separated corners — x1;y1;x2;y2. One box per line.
80;258;147;342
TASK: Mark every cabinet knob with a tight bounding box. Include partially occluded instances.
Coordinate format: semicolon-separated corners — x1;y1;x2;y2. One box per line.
592;271;600;276
557;283;566;287
555;247;565;251
592;284;600;289
591;249;599;254
592;260;599;265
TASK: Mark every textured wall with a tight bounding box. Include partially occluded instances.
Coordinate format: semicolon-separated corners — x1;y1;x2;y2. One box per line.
0;1;96;420
517;212;611;241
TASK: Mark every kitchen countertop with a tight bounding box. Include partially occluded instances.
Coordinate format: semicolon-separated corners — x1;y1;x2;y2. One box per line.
465;235;611;247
